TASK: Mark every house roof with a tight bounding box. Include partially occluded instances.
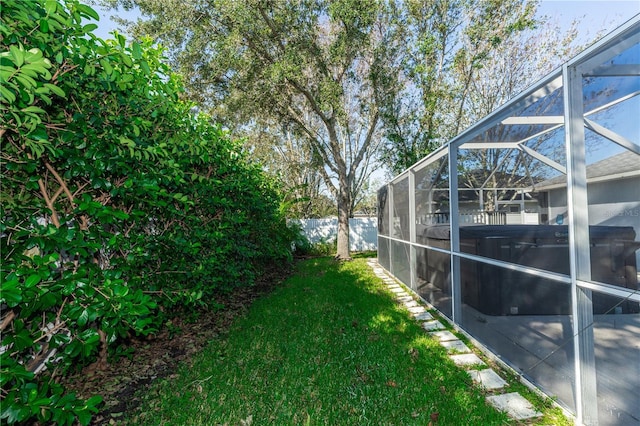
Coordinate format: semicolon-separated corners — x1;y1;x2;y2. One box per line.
535;150;640;190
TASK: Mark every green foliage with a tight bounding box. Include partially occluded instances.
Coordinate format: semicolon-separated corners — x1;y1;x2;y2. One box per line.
1;0;294;424
307;238;338;257
112;0;396;259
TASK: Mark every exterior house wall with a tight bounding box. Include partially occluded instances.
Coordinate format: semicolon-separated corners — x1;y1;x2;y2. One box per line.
546;176;640;266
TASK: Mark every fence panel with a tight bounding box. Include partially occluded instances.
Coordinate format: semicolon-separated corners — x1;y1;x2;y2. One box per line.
292;217;378;252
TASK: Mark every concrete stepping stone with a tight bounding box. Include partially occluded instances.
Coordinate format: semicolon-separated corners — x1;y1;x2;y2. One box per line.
396;295;413;303
486;392;542;420
429;330;458;341
440;339;471;354
403;300;419;308
414;311;434;321
407;306;426;314
389;287;406;293
421;320;445;331
467;369;508;391
449;353;485;367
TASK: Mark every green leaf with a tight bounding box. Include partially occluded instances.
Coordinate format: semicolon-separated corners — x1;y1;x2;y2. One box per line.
39;19;49;33
140;60;150;75
22;106;46;114
121;53;133;67
77;309;89;327
0;85;16;103
116;33;126;48
45;0;57;14
75;409;91;426
24;275;41;288
119;136;135;147
1;278;21;306
9;45;24;67
76;4;100;21
112;285;129;297
25;48;44;63
83;23;98;33
44;83;65;97
132;42;142;60
15;74;37;89
100;58;113;75
85;395;103;408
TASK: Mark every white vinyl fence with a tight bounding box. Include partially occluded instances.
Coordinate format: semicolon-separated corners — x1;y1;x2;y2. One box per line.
291;217;378;252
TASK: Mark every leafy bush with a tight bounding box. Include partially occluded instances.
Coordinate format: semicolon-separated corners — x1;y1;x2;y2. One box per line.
0;1;294;424
308;238;338;257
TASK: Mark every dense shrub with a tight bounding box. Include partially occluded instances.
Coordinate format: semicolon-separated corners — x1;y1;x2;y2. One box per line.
0;1;295;423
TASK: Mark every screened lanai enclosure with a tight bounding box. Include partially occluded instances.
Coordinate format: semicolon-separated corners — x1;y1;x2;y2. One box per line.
377;17;640;426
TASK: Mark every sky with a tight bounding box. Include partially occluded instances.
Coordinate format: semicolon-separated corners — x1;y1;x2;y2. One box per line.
92;1;640;43
536;1;639;42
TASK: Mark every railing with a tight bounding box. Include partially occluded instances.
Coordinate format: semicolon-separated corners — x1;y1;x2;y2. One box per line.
418;211;507;225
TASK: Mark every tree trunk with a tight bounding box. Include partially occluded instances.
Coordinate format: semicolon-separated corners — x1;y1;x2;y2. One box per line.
336;182;351;260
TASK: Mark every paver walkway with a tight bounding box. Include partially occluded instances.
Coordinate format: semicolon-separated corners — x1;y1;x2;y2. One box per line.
367;259;542;422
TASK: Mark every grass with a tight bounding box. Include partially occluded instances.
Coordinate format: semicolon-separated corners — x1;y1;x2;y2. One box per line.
125;256;570;425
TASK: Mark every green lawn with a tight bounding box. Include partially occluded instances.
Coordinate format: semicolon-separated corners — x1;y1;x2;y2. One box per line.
125;256;569;425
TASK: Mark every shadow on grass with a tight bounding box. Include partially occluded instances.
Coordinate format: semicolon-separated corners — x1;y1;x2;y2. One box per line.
126;257;514;426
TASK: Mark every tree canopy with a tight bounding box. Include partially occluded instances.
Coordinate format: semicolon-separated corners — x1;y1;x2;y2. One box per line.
104;0;561;256
113;0;400;259
376;0;540;175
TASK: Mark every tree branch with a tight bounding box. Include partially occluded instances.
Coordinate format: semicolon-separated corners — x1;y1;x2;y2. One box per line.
43;161;75;208
37;178;60;228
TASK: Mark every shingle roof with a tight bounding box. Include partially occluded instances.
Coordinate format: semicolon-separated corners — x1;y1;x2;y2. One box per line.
535;150;640;189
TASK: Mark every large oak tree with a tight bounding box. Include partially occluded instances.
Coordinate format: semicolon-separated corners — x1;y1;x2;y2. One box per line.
107;0;400;259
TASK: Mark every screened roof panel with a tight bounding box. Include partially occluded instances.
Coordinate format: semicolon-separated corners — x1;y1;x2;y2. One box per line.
388;17;639;187
582;75;640;113
455;74;565;149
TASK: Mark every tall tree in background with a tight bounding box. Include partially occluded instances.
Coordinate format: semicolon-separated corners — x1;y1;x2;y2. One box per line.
246;121;336;218
99;0;588;251
105;0;397;259
459;17;584;210
378;0;539;175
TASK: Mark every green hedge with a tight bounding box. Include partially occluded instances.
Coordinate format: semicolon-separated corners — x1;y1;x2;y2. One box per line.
0;1;297;424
